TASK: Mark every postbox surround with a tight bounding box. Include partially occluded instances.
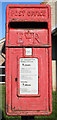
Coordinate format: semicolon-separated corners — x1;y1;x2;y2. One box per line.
6;4;52;116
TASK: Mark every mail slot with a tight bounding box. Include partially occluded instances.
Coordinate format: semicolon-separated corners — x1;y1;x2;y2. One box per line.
6;4;52;116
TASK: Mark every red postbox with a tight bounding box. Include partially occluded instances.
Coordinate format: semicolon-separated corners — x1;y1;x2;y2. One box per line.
6;4;52;116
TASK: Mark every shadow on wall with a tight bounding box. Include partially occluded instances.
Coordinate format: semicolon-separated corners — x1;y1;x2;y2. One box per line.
1;42;5;82
52;34;57;91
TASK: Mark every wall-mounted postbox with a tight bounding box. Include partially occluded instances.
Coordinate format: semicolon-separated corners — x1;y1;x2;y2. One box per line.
6;4;52;116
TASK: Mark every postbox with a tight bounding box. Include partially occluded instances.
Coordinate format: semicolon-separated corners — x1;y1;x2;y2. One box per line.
6;4;52;116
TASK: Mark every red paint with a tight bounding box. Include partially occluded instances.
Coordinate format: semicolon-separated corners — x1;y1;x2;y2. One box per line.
6;4;52;116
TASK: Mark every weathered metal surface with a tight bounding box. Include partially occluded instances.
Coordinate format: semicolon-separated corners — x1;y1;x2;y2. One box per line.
7;29;48;46
6;4;52;116
6;5;48;22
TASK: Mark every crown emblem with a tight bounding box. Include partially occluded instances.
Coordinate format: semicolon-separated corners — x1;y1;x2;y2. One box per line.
25;31;33;39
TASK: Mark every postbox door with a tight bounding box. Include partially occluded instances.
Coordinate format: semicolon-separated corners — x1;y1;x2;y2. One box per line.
9;47;48;112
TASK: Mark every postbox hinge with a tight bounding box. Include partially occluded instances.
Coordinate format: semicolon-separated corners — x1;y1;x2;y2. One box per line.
6;104;8;112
